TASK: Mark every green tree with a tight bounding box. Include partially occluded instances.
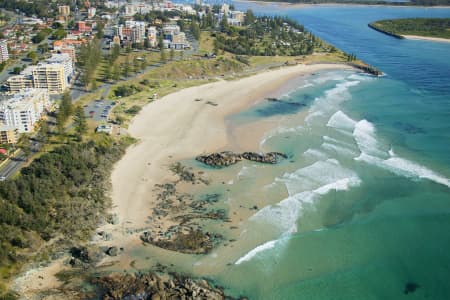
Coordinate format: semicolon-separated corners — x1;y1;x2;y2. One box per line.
111;44;121;62
36;121;49;152
27;51;38;64
122;58;131;77
159;34;166;62
73;106;87;140
52;28;67;40
60;91;73;120
104;64;112;81
220;14;229;33
245;9;256;25
78;39;102;89
12;66;23;74
56;111;66;135
190;21;200;40
112;63;121;81
19;137;32;160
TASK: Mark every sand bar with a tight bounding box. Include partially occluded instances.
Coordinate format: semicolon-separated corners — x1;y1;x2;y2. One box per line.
403;35;450;43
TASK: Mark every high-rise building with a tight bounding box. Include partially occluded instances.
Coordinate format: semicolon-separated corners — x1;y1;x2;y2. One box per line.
88;7;96;18
58;5;71;16
45;53;74;83
0;125;19;144
0;40;9;63
125;21;147;44
6;66;35;93
32;64;67;94
0;89;50;133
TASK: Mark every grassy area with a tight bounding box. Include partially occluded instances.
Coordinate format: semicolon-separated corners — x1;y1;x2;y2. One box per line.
103;55;245;126
199;31;215;54
370;18;450;39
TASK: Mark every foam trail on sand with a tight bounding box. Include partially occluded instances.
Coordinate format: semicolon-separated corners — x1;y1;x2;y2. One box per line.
303;149;328;160
322;142;358;157
235;239;278;265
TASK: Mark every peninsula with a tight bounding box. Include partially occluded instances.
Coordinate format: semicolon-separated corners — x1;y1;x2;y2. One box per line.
369;18;450;42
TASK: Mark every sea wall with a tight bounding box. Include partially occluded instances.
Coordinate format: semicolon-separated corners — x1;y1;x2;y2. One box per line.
368;23;405;39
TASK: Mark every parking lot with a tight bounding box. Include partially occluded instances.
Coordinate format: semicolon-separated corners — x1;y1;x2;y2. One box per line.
83;99;116;121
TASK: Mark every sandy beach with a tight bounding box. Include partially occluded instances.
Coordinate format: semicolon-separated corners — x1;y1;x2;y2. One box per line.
105;63;353;239
403;35;450;43
12;63;354;296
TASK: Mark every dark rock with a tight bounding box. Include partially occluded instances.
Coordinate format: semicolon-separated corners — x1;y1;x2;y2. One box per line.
195;151;242;168
107;213;119;225
196;151;287;168
404;282;420;294
69;246;104;266
106;246;119;256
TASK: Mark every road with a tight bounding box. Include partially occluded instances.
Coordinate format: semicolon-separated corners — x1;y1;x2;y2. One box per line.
0;30;200;179
0;150;26;180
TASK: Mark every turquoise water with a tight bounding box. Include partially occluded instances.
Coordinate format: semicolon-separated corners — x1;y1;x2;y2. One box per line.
199;4;450;299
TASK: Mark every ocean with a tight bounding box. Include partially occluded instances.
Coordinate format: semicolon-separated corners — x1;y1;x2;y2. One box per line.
184;4;450;299
127;4;450;299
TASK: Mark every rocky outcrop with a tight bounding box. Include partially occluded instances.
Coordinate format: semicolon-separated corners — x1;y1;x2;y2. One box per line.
195;151;243;167
92;272;241;300
242;152;287;164
195;151;287;168
69;246;104;267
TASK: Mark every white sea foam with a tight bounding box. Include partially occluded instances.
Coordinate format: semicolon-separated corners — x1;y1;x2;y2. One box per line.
323;135;354;148
235;239;278;265
254;159;361;232
237;166;253;179
303;149;328;160
279;159;357;195
356;152;450;188
384;157;449;186
322;142;358;157
306;80;360;125
327;110;357;131
311;72;347;84
348;73;374;81
305;110;324;125
353;119;387;158
315;177;362;195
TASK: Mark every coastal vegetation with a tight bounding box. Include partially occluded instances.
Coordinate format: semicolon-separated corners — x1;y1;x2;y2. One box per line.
369;18;450;39
0;137;132;297
252;0;450;6
213;15;320;56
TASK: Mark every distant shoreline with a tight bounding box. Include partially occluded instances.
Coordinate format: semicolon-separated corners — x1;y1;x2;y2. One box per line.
402;34;450;42
235;0;450;9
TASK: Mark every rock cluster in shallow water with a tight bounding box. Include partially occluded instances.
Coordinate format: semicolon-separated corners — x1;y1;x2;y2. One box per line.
195;151;287;167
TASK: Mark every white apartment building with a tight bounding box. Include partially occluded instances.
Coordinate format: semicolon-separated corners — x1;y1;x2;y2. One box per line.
7;53;72;94
0;40;9;63
125;21;147;44
0;89;50;133
88;7;96;18
45;53;74;83
32;63;67;94
6;66;35;93
147;26;158;47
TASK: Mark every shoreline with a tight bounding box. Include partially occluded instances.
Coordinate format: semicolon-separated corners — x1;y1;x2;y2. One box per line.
402;34;450;43
12;63;356;297
235;0;450;9
106;63;354;240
